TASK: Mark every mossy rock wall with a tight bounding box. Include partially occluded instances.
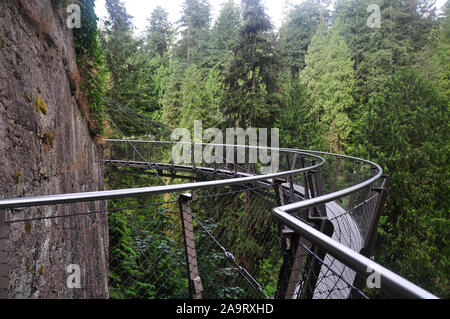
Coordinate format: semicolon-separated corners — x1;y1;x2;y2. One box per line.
0;0;108;299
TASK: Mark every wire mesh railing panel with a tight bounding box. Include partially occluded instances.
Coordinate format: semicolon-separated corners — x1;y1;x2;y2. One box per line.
107;200;190;299
102;141;387;299
3;196;193;299
190;184;282;299
293;238;369;299
272;153;389;300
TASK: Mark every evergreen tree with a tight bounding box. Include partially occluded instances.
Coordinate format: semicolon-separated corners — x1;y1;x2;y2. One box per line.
162;61;185;129
360;0;437;98
333;0;372;100
179;66;224;130
279;78;319;149
302;21;355;153
221;0;281;128
101;0;138;101
355;68;449;297
145;6;174;57
277;0;324;78
101;0;169;135
431;1;450;98
104;0;133;30
210;0;242;68
334;0;437;102
176;0;212;66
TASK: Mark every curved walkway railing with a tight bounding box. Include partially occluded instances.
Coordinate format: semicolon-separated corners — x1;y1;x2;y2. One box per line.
0;140;438;299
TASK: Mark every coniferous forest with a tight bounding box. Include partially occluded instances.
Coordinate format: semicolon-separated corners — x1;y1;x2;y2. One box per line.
96;0;449;298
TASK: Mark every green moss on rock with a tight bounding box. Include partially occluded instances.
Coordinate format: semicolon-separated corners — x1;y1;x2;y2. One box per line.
12;172;21;185
24;222;32;234
43;131;55;148
24;92;32;103
36;96;48;115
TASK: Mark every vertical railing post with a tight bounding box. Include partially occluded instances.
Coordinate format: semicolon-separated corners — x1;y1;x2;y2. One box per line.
273;178;287;237
179;194;203;299
274;179;307;299
362;175;391;257
156;143;161;168
109;142;113;162
301;157;310;199
300;219;334;299
346;162;362;211
330;157;341;193
350;175;391;298
286;153;294;192
0;210;8;299
306;161;327;219
313;167;327;218
273;178;285;207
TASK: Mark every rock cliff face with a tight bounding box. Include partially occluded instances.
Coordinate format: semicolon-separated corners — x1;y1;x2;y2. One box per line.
0;0;108;298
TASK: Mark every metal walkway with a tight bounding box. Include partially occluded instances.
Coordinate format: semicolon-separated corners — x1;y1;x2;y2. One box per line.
105;157;362;299
0;99;438;299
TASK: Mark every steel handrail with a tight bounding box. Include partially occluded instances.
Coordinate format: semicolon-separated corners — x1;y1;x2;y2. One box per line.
271;207;438;299
268;149;438;299
276;150;383;212
0;141;438;299
0;142;325;209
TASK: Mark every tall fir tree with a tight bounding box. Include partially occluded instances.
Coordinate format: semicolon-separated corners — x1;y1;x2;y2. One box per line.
145;6;174;58
277;0;324;78
210;0;242;68
161;61;185;129
334;0;438;103
361;0;436;98
221;0;281;128
101;0;138;101
176;0;212;66
179;66;224;130
301;20;355;153
430;1;450;98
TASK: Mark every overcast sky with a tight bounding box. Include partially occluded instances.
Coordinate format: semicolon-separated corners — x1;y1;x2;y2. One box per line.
94;0;314;34
94;0;448;35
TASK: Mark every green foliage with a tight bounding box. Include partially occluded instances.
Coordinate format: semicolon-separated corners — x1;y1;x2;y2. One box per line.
302;21;355;152
94;0;448;298
43;131;55;148
221;0;281;128
35;96;48;115
278;0;324;77
430;2;450;98
107;172;189;299
145;6;174;58
179;66;224;130
176;0;212;66
209;1;242;68
354;68;449;297
192;188;282;298
278;78;318;149
73;0;105;135
100;0;170;136
161;60;185;130
100;0;139;103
